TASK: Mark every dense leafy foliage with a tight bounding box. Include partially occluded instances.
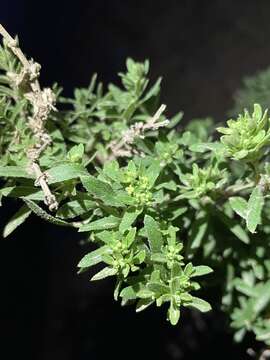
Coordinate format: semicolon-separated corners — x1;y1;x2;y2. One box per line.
1;29;270;349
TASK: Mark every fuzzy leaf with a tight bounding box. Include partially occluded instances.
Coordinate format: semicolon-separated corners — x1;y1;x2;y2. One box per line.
3;205;31;238
78;245;112;268
91;267;117;281
81;175;123;207
229;196;248;219
57;195;96;219
136;298;154;312
191;265;213;277
168;304;180;325
0;166;33;179
144;215;163;252
79;215;120;232
23;199;70;226
119;207;142;233
145;160;161;188
186;297;212;312
187;212;208;252
246;186;264;233
47;163;88;184
120;286;138;301
67;144;84;163
215;208;250;244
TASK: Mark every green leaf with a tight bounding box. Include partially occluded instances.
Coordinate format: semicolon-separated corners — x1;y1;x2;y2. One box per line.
191;265;213;277
78;245;112;268
47;163;89;184
119;207;142;233
120;285;138;301
246;186;264;233
3;186;44;201
133;249;146;264
79;215;120;232
229;196;248;219
215;208;250;244
103;160;120;182
145;160;161;188
137;288;155;299
254;281;270;314
0;166;33;179
234;279;259;297
168;304;180;325
67;144;84;163
186;297;212;313
151;253;167;263
123;228;136;248
186;212;208;253
140;77;162;104
114;279;122;301
144;215;163;252
147;282;169;295
256;330;270;342
23;199;70;227
81;175;123;207
0;186;14;205
57;195;96;219
91;267;117;281
234;328;246;343
136;298;154;312
166;111;183;129
3;205;31;238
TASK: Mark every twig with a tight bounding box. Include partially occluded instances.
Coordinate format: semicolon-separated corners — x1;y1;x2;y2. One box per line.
0;24;58;211
108;104;169;160
0;24;29;68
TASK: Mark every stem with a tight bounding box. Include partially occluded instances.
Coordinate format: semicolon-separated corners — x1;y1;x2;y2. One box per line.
0;24;29;68
249;160;261;184
0;23;58;210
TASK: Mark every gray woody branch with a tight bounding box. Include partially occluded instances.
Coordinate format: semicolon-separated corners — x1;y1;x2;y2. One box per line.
0;24;58;210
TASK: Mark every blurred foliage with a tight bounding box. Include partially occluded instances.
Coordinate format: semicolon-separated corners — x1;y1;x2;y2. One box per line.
231;67;270;116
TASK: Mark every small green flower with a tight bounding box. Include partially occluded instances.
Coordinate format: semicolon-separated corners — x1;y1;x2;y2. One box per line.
155;140;182;166
217;104;270;162
123;164;154;206
98;229;146;279
179;162;227;199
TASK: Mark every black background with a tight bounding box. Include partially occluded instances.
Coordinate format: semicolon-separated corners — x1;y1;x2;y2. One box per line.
1;1;270;359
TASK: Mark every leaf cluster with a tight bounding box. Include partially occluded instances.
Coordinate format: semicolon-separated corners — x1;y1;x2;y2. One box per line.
1;34;270;344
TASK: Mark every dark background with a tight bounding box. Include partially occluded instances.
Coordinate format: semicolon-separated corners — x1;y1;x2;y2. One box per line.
1;1;270;359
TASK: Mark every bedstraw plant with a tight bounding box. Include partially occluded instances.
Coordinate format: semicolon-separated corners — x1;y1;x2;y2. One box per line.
1;25;270;354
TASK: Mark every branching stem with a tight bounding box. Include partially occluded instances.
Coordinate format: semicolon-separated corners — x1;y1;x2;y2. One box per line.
0;24;58;210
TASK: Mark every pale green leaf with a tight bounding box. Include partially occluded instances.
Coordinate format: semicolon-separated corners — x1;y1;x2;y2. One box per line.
57;195;96;219
3;205;31;238
79;215;120;232
144;215;163;252
191;265;213;277
91;266;117;281
186;296;212;312
23;199;70;226
229;196;248;219
168;304;180;325
78;245;112;268
0;166;33;179
81;175;123;207
119;207;142;233
246;186;264;233
47;163;88;184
